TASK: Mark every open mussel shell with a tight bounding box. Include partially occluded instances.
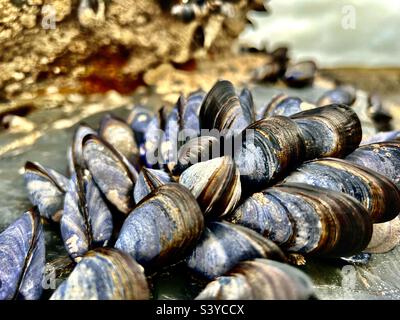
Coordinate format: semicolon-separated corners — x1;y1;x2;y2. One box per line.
290;104;362;159
179;156;241;218
50;248;149;300
0;208;45;300
24;161;69;222
99;114;140;169
199;80;254;135
61;168;113;262
187;221;286;279
133;168;173;204
234;116;305;191
171;136;221;176
82;134;137;215
283;158;400;223
282;60;317;88
115;184;204;267
317;85;356;107
228;183;372;257
67;123;97;175
263;94;317;118
346;141;400;188
196;259;315;300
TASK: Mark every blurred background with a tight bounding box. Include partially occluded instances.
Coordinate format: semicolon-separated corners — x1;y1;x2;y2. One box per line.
242;0;400;67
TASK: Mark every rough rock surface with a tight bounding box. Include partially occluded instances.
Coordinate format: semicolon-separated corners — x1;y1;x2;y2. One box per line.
0;0;254;97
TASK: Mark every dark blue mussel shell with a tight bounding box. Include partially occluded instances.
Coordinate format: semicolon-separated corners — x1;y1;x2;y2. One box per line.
24;161;68;222
186;221;286;279
0;208;45;300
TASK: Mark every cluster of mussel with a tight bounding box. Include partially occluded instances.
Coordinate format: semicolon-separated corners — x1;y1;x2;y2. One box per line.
1;79;400;300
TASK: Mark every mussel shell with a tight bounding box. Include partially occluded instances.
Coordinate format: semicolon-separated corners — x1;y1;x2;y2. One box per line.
50;248;149;300
263;94;316;118
143;107;166;168
179;156;241;218
82;134;137;215
367;94;392;130
61;170;113;262
0;208;45;300
251;61;282;83
133;168;173;203
127;105;155;148
229;183;372;257
196;259;315;300
317;86;356;107
67;123;97;175
362;130;400;145
187;221;286;279
199;80;254;135
283;158;400;223
282;61;317;88
115;184;204;267
171;136;221;176
239;88;255;123
24;161;68;222
365;217;400;254
183;90;205;134
99;114;140;169
234;116;305;191
290;104;362;159
345;141;400;188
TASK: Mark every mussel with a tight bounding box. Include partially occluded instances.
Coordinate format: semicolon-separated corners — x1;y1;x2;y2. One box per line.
199;80;255;136
179;156;241;218
171;135;221;176
67;123;97;175
133;168;173;203
283;158;400;223
0;208;45;300
282;60;317;88
290;104;362;159
127;105;155;149
362;130;400;144
50;248;149;300
99;114;140;169
234;116;305;190
161;94;202;167
196;259;315;300
82;134;137;214
115;184;204;267
262;94;317;118
187;221;286;279
24;161;69;222
317;85;356;107
345;141;400;188
61;165;113;262
228;183;372;257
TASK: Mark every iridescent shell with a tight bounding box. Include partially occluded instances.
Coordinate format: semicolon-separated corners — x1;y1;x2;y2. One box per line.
115;184;204;267
0;208;45;300
187;221;286;279
24;161;68;222
284;158;400;223
229;183;372;257
50;248;149;300
196;259;315;300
